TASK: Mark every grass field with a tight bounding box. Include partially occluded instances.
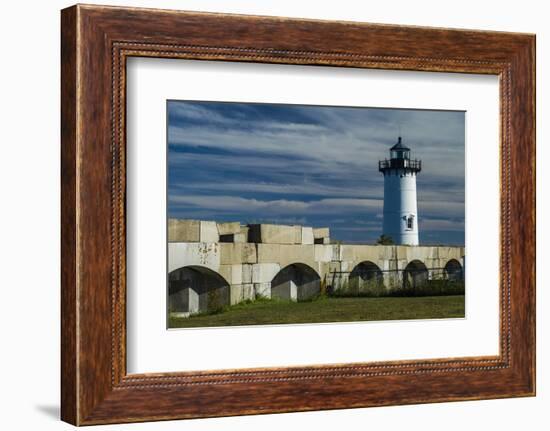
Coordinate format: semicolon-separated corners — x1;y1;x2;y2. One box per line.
168;295;465;329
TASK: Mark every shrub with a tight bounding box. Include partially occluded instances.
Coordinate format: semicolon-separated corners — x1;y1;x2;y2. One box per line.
388;280;465;297
329;278;464;298
330;278;388;298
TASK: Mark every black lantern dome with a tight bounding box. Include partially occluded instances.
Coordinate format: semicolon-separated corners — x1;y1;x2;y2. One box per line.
379;137;421;174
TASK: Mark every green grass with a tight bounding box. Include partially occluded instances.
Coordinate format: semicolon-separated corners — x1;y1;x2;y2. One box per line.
168;295;465;329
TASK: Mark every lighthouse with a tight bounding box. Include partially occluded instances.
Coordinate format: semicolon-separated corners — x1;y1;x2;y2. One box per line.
378;137;422;245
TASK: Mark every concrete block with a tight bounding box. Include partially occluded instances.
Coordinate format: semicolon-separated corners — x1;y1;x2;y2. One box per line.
252;263;281;283
168;219;200;242
301;227;314;244
380;259;394;272
397;245;433;261
242;264;253;284
168;242;220;273
168;219;219;243
396;259;409;271
339;244;354;261
318;261;331;283
240;225;249;238
219;243;257;265
331;244;342;261
168;284;199;316
248;224;302;244
254;282;271;299
313;227;330;239
218;264;243;285
256;243;281;263
217;222;241;235
201;285;230;312
232;264;243;284
314;237;330;244
230;283;255;305
186;288;200;314
330;272;350;291
329;261;342;273
340;261;353;272
292;225;303;244
340;244;380;263
272;280;297;301
297;279;321;301
219;233;247;243
200;221;219;242
378;245;396;260
314;244;333;262
257;244;316;268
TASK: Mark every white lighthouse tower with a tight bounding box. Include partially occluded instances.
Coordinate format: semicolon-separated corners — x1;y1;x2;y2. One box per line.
378;137;422;245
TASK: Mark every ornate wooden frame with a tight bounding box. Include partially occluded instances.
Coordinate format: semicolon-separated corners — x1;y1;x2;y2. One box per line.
61;4;535;425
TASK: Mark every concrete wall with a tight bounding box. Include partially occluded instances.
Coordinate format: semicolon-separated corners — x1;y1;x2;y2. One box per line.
168;240;464;310
168;219;330;245
167;220;465;316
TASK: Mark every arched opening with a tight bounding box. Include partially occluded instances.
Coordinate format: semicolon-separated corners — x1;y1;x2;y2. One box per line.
403;260;429;289
271;263;321;302
168;266;229;317
349;261;384;291
444;259;463;282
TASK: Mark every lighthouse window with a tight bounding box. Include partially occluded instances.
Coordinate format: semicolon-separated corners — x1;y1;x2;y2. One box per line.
406;216;414;230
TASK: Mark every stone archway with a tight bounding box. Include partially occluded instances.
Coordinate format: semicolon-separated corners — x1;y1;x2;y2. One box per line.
444;259;463;282
349;261;384;290
403;260;429;289
271;263;321;301
168;266;229;317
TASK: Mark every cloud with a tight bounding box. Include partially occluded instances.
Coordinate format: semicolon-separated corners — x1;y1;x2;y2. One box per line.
167;101;465;244
169;195;382;216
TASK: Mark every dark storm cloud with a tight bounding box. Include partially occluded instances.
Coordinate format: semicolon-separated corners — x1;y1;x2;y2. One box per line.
167;101;465;245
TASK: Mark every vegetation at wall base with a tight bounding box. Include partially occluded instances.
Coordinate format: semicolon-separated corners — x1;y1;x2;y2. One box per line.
168;295;465;328
330;280;465;298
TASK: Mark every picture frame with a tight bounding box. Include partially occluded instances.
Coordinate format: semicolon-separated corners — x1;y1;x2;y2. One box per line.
60;4;535;425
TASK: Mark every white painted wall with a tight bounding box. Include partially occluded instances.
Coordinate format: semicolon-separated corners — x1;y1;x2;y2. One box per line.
0;1;547;431
382;171;420;245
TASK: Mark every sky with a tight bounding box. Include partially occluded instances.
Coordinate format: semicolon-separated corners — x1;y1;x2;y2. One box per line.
167;101;465;245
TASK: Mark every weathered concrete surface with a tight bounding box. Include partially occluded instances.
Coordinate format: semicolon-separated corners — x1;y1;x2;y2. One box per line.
313;227;330;244
168;219;219;243
168;219;200;242
169;219;331;246
167;220;465;316
170;287;199;317
272;280;298;301
168;265;230;317
168;242;221;273
314;237;331;244
218;264;243;285
301;227;314;245
248;223;302;244
220;233;247;243
254;282;272;298
230;283;254;305
219;243;257;265
257;244;317;268
217;221;241;236
252;263;281;284
313;227;330;239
